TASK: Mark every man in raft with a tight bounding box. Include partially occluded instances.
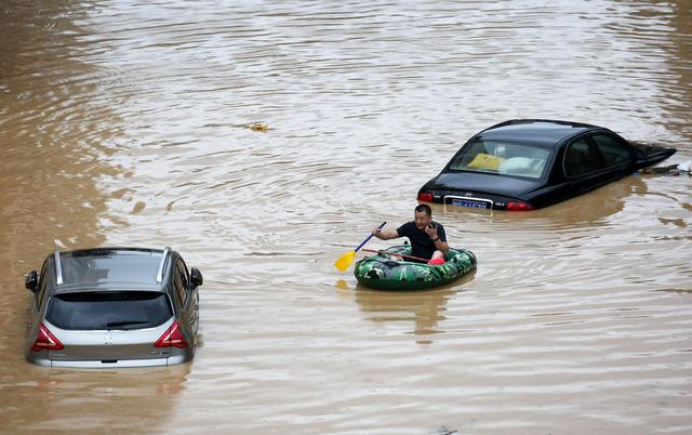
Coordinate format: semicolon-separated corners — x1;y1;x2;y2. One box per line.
371;204;449;265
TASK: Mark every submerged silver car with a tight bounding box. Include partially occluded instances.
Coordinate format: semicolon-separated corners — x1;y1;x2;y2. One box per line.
24;247;202;368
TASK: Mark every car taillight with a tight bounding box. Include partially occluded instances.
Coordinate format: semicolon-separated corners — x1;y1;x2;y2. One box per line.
507;201;535;211
31;323;64;352
417;192;433;202
155;321;188;349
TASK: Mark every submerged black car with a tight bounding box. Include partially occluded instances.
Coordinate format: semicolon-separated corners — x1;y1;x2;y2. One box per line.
417;119;676;211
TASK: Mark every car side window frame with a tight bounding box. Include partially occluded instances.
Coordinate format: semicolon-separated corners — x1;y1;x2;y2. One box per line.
563;135;607;178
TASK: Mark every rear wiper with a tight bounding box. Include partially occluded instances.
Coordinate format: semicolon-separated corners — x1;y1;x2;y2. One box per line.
104;320;150;329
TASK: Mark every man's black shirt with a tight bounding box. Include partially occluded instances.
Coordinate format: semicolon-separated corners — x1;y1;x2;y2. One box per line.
396;221;447;260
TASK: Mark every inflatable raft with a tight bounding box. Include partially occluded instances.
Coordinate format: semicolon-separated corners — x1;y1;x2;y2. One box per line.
354;245;477;291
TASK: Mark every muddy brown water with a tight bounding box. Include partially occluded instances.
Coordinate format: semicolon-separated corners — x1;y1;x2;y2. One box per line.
1;1;691;434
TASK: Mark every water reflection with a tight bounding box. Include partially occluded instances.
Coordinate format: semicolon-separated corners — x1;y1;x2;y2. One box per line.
352;271;477;344
2;364;189;434
439;174;648;228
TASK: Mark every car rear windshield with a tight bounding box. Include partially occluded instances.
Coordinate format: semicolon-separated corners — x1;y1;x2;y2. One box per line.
449;139;551;179
46;291;173;330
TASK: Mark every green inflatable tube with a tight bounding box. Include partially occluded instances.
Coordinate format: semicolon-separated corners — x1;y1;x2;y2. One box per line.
354;245;477;291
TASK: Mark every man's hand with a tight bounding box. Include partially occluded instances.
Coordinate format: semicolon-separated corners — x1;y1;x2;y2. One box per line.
425;224;438;240
371;227;382;239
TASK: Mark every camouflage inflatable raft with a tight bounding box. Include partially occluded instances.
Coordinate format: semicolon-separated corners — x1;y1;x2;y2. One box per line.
354;245;477;291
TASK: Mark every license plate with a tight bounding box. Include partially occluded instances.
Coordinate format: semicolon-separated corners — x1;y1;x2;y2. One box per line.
451;199;489;209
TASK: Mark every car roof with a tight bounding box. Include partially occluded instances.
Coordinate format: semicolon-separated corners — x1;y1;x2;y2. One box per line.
477;119;603;148
51;247;171;293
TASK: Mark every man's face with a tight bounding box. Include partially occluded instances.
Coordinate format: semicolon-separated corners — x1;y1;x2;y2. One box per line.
414;211;432;230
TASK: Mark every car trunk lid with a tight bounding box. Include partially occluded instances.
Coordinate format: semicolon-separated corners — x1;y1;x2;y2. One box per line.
425;171;542;199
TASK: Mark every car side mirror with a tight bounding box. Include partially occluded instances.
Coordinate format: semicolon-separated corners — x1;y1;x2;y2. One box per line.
190;267;203;288
25;271;38;293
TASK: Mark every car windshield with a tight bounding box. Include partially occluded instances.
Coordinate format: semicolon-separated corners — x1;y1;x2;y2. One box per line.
46;291;173;330
449;139;551;179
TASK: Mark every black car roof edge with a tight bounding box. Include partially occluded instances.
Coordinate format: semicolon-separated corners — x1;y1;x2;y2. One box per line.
483;119;601;132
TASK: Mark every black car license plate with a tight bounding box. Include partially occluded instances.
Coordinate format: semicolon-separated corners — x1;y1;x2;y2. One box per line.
451;198;489;209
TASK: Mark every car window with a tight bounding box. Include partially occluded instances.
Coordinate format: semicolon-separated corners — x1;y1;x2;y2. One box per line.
174;259;189;307
46;291;173;330
564;138;606;177
176;257;190;283
449;139;550;179
591;133;632;167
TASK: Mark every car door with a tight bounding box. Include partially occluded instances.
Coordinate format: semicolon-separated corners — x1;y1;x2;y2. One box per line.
173;256;199;342
589;132;635;176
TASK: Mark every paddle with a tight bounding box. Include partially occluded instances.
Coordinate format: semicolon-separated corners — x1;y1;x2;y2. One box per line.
334;222;386;272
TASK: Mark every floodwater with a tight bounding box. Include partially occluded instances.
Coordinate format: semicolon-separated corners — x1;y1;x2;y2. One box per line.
1;0;691;433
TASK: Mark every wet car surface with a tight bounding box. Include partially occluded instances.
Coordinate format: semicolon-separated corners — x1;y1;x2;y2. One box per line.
24;247;203;368
417;119;677;211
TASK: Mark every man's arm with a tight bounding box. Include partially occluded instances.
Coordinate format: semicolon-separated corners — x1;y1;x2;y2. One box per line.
433;238;450;254
372;227;400;240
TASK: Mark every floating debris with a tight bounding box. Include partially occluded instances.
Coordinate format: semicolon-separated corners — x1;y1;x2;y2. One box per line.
434;427;458;435
247;123;269;132
638;161;691;176
638;164;679;175
131;201;146;214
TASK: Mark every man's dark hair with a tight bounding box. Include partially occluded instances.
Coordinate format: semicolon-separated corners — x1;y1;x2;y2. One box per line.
414;204;432;216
